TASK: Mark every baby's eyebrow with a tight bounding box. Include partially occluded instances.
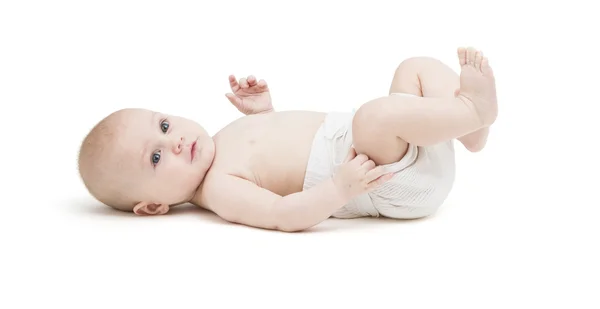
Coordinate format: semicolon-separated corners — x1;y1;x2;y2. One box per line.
140;135;153;170
140;112;158;168
138;112;159;170
140;143;149;169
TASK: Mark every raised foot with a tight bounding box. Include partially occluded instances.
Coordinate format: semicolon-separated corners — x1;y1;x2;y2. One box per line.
456;47;498;127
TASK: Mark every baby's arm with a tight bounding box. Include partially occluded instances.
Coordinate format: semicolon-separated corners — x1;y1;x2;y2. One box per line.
202;150;390;232
202;173;349;232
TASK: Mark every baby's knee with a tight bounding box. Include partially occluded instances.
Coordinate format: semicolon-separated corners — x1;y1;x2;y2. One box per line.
352;100;408;165
396;56;443;72
352;98;388;136
391;57;444;95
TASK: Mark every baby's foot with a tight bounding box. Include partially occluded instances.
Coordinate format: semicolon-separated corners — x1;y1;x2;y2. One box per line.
456;47;498;126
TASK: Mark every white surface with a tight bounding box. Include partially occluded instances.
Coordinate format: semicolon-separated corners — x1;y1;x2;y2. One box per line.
1;1;598;308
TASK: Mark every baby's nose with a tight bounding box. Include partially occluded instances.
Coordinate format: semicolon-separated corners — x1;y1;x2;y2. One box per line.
172;137;184;153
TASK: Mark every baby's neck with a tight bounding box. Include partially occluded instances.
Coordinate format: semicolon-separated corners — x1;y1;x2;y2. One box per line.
188;180;208;210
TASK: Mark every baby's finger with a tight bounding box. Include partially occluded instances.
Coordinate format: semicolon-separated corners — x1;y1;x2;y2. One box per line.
225;93;242;106
257;79;268;89
361;159;376;171
364;165;386;182
344;147;357;163
247;75;257;86
367;172;394;189
229;75;240;91
351;153;369;165
239;77;249;88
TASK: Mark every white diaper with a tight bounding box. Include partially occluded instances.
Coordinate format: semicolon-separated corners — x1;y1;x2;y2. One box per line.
302;93;456;219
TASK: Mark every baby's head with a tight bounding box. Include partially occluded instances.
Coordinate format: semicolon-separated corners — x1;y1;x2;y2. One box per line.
78;108;215;215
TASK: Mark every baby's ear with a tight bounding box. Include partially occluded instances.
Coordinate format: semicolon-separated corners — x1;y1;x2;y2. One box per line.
133;201;169;216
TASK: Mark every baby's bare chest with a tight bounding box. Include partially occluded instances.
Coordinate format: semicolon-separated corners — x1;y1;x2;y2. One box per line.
212;111;326;196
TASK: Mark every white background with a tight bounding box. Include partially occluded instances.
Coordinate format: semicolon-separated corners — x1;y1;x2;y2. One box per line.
1;0;598;308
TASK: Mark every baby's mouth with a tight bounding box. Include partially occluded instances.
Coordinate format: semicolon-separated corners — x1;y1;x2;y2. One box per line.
190;141;197;161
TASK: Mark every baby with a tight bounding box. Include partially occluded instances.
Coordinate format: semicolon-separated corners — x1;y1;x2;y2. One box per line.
78;47;497;232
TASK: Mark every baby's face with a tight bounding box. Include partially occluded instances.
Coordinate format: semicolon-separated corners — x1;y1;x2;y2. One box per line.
112;108;215;211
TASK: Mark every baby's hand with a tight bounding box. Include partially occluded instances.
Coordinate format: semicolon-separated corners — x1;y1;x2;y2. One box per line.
332;147;394;200
226;75;273;115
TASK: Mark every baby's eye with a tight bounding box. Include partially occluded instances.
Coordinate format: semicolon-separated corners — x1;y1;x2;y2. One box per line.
160;120;169;133
151;151;161;165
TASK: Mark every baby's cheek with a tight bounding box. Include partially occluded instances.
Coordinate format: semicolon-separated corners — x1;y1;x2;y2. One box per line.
170;165;197;186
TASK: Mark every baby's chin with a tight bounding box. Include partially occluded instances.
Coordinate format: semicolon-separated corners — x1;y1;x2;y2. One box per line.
197;140;216;169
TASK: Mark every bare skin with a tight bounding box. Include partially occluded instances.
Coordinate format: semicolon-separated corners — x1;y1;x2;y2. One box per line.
387;51;490;153
352;46;497;165
79;46;495;231
193;46;497;231
204;110;326;197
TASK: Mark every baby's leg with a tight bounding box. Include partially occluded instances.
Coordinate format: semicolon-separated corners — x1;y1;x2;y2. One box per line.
388;52;490;152
352;47;497;165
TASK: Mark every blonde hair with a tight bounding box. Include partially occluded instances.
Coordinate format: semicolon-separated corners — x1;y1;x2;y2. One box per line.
77;110;136;211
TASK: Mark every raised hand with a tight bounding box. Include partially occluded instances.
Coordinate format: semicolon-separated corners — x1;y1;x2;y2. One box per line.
332;147;394;200
226;74;274;115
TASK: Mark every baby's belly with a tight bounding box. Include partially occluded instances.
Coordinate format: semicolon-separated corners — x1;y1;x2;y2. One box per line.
213;110;326;197
250;113;326;196
251;153;309;196
250;138;318;195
